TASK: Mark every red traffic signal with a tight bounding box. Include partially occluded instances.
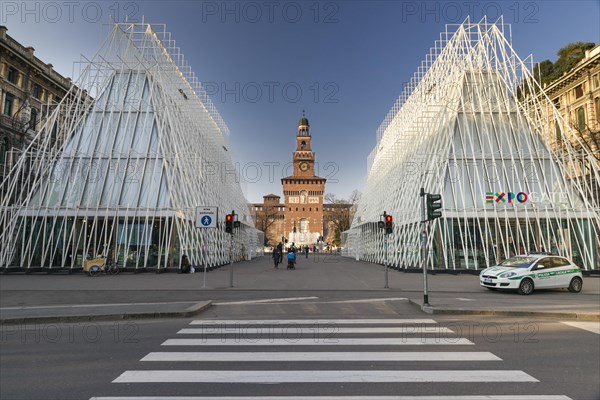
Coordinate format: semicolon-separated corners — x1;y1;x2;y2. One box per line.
225;214;233;233
385;214;393;234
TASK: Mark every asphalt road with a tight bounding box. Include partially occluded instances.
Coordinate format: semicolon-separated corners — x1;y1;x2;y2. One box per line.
1;299;598;400
2;255;599;317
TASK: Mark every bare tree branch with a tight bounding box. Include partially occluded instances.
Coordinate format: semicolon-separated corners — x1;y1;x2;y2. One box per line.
253;204;281;245
324;190;361;246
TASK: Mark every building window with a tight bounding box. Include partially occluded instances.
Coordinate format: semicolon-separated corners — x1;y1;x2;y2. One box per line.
595;97;600;121
574;84;584;99
594;74;600;89
32;84;42;99
553;97;560;109
555;121;562;141
6;67;17;84
295;207;298;211
30;108;38;130
51;123;58;144
577;107;586;130
0;137;7;164
3;93;14;116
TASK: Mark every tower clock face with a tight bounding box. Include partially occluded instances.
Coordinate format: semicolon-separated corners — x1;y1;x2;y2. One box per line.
299;162;309;172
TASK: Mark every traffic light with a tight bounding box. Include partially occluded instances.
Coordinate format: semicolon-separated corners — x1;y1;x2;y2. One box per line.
426;193;442;221
225;214;233;234
385;214;393;234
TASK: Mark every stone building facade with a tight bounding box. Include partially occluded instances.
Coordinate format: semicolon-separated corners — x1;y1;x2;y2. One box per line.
539;44;600;205
0;26;74;180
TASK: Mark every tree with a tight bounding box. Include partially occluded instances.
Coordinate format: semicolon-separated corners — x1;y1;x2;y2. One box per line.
534;42;596;87
518;42;596;101
253;204;281;246
324;190;361;246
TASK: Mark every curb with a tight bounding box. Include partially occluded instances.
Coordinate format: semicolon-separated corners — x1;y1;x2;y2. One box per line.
408;299;600;321
0;301;213;325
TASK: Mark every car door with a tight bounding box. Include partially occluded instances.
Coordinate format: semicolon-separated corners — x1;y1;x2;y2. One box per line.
550;257;576;288
531;257;555;288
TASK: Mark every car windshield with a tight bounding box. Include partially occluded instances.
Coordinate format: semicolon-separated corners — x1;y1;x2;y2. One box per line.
498;256;538;268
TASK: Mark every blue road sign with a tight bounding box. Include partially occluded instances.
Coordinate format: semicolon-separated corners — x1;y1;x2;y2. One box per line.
196;206;218;228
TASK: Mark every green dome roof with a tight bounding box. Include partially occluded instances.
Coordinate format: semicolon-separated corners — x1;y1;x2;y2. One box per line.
298;116;309;127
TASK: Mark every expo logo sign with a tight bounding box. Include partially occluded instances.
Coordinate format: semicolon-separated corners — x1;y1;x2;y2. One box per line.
485;191;528;204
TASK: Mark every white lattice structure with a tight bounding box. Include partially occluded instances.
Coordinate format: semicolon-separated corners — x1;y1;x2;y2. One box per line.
0;21;262;271
347;17;600;270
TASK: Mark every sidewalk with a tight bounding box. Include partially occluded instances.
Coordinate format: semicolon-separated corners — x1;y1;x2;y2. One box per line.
0;301;212;324
1;255;598;323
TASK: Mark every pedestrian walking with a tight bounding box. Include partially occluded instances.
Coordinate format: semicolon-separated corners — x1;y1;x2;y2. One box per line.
304;245;309;258
272;247;281;268
181;254;190;273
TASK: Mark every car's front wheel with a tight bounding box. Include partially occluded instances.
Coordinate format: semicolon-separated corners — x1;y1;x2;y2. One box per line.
568;277;583;293
518;278;534;295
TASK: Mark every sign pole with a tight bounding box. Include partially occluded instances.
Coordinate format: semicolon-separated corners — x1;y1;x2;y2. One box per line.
202;237;207;289
384;232;389;288
196;206;218;289
420;188;429;306
229;233;234;288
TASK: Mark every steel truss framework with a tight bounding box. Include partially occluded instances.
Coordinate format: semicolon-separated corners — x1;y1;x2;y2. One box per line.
0;21;262;270
347;17;600;270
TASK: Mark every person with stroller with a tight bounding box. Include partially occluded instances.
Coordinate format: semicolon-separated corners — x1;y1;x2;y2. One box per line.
287;248;297;269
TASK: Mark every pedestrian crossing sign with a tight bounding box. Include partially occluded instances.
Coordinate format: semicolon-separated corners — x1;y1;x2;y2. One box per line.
196;206;218;228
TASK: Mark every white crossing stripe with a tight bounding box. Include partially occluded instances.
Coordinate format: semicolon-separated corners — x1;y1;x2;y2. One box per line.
561;321;600;334
178;327;455;335
190;319;438;325
161;338;473;346
141;351;501;362
112;369;538;383
91;397;573;400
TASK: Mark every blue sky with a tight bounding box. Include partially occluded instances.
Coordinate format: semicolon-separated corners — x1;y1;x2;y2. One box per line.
3;1;599;202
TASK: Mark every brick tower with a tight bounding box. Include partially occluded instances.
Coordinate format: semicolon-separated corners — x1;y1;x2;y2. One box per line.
281;112;326;245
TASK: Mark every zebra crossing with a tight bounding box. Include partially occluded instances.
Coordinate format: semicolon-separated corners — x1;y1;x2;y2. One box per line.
560;321;600;335
91;318;573;400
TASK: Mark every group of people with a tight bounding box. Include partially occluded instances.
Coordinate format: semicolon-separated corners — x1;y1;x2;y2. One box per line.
271;243;311;269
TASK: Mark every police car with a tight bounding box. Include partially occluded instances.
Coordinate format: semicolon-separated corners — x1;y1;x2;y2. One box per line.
479;253;583;295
